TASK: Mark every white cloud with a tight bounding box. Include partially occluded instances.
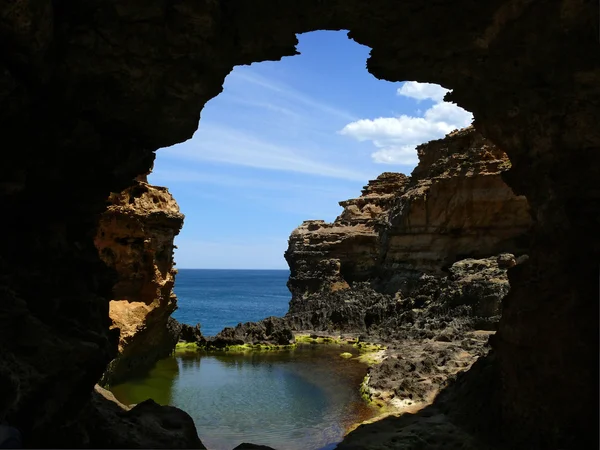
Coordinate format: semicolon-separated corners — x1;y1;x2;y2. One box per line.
339;81;473;165
371;146;419;165
397;81;449;102
150;167;360;200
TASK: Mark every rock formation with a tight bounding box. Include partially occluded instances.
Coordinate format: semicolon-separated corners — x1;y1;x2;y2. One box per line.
0;1;598;449
286;173;408;300
189;130;531;417
95;175;184;385
286;127;531;305
87;385;205;449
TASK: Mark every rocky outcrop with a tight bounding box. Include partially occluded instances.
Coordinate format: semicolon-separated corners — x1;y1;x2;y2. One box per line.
276;128;534;435
177;318;293;349
0;1;597;449
286;173;408;300
94;175;184;385
83;385;205;449
286;127;531;321
380;128;531;279
283;254;520;339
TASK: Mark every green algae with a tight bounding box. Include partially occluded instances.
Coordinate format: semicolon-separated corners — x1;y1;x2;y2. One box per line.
294;334;352;345
353;341;386;352
293;334;386;366
174;341;297;354
175;342;200;352
174;335;386;366
359;373;387;409
215;343;297;353
356;353;379;365
359;374;371;402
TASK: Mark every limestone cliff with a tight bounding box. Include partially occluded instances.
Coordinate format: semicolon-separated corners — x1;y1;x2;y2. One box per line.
276;127;534;435
286;127;531;308
94;175;184;385
286;173;408;301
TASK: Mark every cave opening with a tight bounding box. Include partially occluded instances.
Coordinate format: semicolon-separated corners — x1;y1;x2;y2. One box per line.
1;2;597;449
97;30;533;450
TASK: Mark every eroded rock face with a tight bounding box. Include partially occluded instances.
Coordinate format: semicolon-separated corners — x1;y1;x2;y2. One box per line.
94;175;184;385
286;172;408;301
0;1;598;448
286;127;531;304
380;127;531;279
285;255;519;339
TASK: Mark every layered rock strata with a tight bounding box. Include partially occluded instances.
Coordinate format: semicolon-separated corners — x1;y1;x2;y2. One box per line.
94;175;184;385
0;1;597;448
286;173;408;301
286;127;531;314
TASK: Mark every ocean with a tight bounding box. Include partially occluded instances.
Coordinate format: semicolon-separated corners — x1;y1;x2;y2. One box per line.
172;269;291;335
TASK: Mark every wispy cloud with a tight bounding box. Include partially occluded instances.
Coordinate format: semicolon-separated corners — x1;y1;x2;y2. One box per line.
159;123;371;181
339;81;473;164
227;69;358;122
151;167;361;199
219;96;302;118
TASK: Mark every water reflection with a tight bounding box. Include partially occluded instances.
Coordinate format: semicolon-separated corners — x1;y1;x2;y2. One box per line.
111;356;179;406
111;345;378;450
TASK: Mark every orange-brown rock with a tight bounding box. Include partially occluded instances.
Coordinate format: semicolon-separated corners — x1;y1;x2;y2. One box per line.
286;127;532;303
286;173;408;300
94;175;184;385
379;126;532;281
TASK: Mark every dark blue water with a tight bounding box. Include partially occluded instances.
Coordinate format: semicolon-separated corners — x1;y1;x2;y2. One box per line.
172;269;291;336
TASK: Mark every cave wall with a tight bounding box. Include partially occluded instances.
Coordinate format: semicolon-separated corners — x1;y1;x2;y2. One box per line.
0;0;598;448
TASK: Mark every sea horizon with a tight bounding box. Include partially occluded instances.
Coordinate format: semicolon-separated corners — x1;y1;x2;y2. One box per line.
176;267;290;271
172;268;291;336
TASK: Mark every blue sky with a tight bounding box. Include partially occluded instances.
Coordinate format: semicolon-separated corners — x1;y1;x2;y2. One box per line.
149;31;473;269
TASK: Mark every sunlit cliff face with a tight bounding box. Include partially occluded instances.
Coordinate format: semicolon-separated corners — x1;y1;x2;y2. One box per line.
0;0;597;448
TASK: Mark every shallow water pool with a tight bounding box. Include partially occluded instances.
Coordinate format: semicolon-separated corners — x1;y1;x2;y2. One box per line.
110;344;378;450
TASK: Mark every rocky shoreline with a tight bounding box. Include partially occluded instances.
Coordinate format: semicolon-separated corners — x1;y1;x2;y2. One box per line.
82;126;534;449
87;126;538;449
169;127;533;445
174;252;522;418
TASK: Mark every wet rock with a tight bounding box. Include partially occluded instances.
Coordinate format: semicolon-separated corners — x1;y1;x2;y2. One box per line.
210;317;294;347
180;323;206;346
